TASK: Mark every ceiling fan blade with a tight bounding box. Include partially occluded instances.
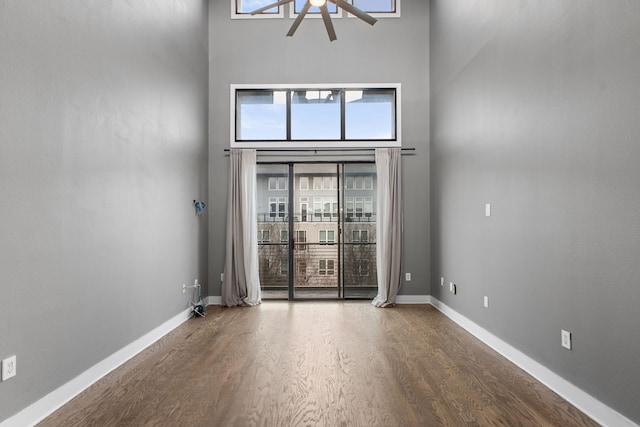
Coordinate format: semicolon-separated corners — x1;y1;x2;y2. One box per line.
320;4;337;41
250;0;293;15
329;0;377;26
287;1;311;37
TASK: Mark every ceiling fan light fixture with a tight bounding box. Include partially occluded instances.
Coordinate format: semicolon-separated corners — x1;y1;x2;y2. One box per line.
309;0;326;6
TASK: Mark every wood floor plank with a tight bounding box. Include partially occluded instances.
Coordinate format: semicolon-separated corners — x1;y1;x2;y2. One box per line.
38;303;600;427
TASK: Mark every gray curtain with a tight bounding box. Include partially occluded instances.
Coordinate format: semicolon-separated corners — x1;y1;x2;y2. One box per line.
221;149;261;307
372;148;403;307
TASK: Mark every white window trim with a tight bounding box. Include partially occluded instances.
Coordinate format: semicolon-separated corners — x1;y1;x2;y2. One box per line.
319;229;336;244
231;0;399;19
319;259;335;276
296;230;307;251
353;229;369;242
231;0;284;19
268;176;287;191
364;175;373;190
346;0;401;18
230;83;402;149
300;176;309;190
258;229;270;243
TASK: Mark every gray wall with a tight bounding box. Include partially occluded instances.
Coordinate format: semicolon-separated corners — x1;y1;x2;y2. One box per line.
208;0;430;297
430;0;640;423
0;1;209;422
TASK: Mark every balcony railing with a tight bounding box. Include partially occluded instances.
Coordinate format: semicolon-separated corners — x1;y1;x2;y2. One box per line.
258;212;376;223
258;242;377;290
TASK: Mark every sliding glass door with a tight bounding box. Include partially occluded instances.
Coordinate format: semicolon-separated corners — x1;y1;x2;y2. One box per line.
341;164;377;298
257;162;377;300
293;164;340;299
256;164;289;299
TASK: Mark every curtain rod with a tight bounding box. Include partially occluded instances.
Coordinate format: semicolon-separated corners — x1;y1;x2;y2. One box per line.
223;147;415;153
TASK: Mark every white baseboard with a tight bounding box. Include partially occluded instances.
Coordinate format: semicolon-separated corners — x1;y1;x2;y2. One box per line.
429;298;638;427
205;295;221;306
0;307;193;427
206;295;430;305
395;294;431;304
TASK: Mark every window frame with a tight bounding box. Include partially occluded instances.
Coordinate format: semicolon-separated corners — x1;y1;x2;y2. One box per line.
319;259;335;276
268;176;287;191
231;0;284;19
231;0;400;19
231;83;401;148
258;229;270;243
269;197;287;218
299;197;310;222
319;229;336;244
299;176;309;190
348;0;401;18
352;229;369;243
296;230;307;251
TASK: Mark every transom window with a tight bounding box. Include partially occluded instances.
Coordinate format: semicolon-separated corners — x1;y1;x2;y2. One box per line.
231;84;401;148
231;0;284;18
232;0;400;19
352;0;400;16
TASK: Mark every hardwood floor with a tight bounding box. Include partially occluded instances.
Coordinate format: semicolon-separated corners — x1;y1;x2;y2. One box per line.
39;303;600;426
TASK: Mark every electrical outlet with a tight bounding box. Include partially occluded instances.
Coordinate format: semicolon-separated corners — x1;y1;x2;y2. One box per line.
449;282;453;292
561;330;572;350
485;203;491;217
441;277;444;286
182;284;186;294
484;296;489;308
2;355;16;381
220;273;224;282
405;273;411;282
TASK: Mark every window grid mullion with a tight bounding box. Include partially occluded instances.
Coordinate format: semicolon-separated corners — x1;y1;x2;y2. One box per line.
286;89;292;141
340;89;346;140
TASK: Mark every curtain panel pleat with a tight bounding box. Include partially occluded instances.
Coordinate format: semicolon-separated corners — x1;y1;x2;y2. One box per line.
222;149;262;307
372;147;403;307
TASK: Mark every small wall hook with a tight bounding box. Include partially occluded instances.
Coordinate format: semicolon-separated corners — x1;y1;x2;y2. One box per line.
193;200;206;215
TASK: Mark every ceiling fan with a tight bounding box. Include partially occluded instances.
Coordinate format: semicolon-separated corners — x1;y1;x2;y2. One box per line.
251;0;377;42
